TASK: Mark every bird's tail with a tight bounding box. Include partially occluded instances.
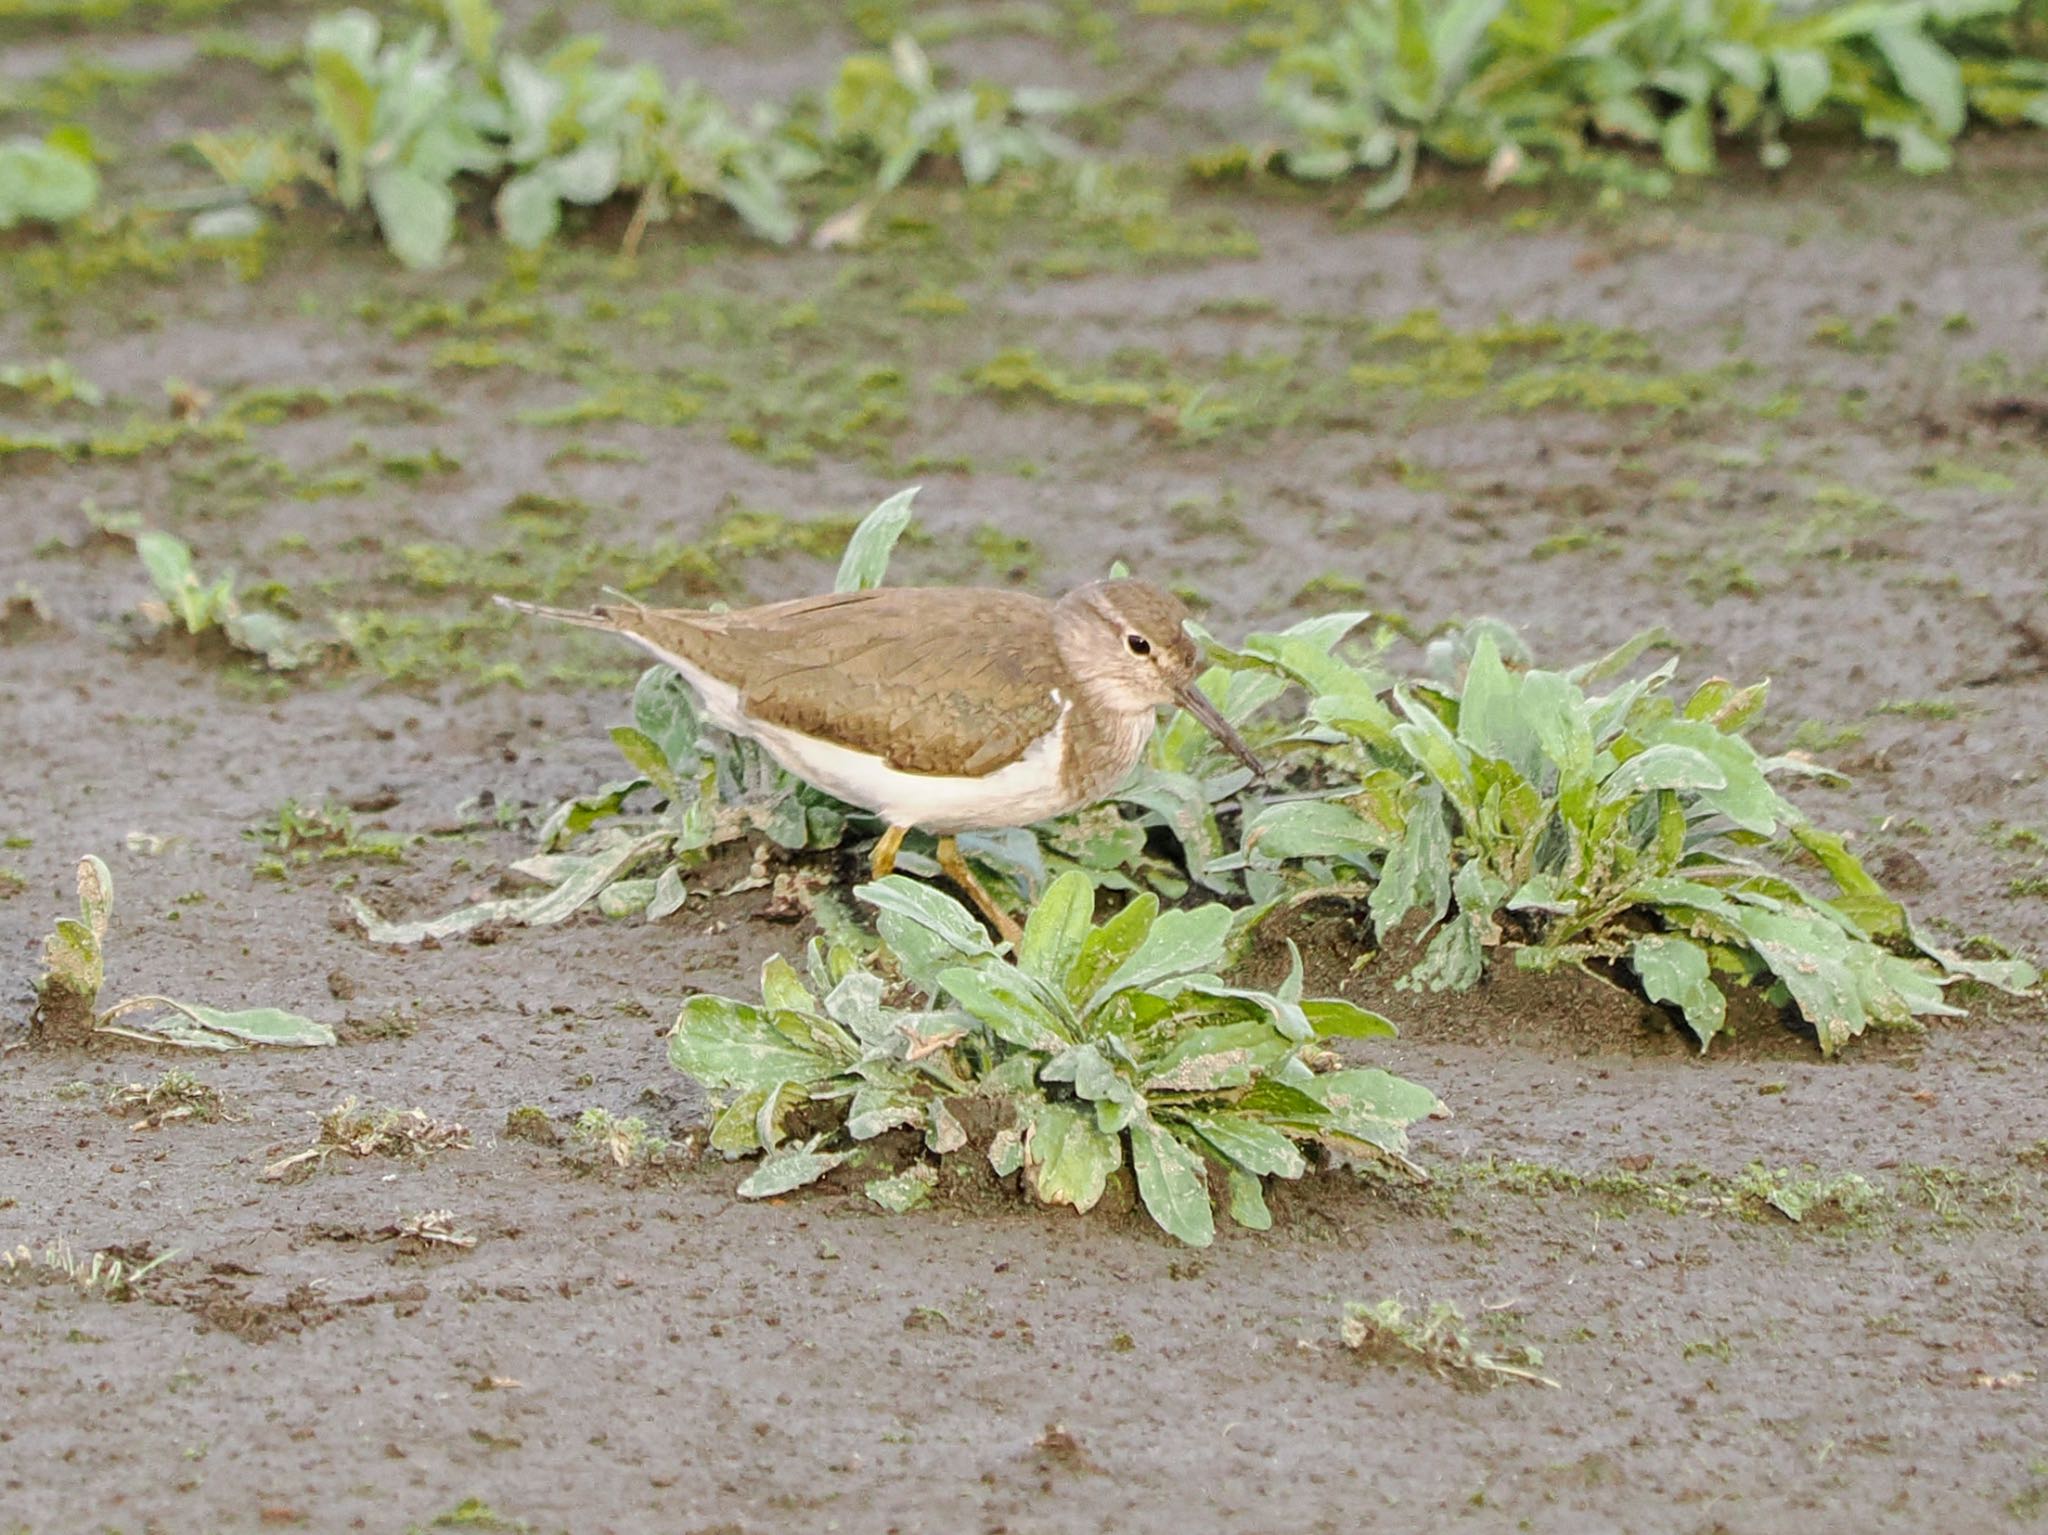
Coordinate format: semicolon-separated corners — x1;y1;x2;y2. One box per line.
492;594;631;631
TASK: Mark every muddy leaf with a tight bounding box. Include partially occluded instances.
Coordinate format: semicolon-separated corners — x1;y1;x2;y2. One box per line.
97;997;335;1049
1601;744;1726;798
351;896;534;946
737;1139;846;1199
524;833;670;926
1241;799;1389;864
761;954;817;1017
865;1163;937;1213
670;997;838;1090
1022;1100;1119;1213
645;864;689;921
597;878;658;918
1225;1168;1273;1231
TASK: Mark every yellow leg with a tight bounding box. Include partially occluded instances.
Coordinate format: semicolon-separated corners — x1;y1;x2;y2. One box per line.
936;835;1023;948
870;824;908;880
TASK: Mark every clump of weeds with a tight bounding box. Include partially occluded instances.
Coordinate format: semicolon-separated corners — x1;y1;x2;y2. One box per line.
262;1096;471;1182
1340;1297;1556;1388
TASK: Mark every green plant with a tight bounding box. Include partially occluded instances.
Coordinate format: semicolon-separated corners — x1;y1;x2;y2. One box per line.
1340;1297;1556;1387
107;1068;226;1129
298;0;813;267
1221;620;2037;1054
0;127;99;229
136;529;319;670
1265;0;2048;210
29;855;335;1050
817;32;1074;239
570;1108;674;1167
668;871;1442;1246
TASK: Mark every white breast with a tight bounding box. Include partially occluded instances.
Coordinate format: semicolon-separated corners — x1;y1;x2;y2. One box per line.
619;634;1082;834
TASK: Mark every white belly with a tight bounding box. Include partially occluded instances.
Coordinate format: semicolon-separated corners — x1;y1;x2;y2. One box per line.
620;634;1081;833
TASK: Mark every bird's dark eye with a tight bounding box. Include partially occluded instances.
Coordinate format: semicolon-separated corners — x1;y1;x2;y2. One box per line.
1126;633;1152;656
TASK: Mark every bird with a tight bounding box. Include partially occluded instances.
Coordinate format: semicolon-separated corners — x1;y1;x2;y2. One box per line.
496;579;1261;943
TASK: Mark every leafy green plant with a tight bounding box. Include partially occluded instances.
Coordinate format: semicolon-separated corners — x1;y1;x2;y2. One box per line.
1221;619;2038;1054
669;871;1442;1246
304;8;500;268
1265;0;2048;209
811;30;1076;245
29;855;335;1050
0;127;99;229
136;529;319;670
297;0;812;267
828;35;1077;193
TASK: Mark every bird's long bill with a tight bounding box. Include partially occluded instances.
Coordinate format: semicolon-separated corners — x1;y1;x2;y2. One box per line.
1175;683;1264;781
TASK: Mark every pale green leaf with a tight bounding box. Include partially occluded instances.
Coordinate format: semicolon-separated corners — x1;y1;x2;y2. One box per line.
834;487;919;592
1018;869;1094;988
1129;1120;1214;1247
1022;1100;1121;1213
368;164;455;270
865;1163;938;1212
1631;933;1728;1050
669;996;837;1090
738;1141;845;1198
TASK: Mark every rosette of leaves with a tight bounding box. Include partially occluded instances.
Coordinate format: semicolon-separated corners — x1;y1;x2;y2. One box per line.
1264;0;2048;209
670;871;1443;1246
488;40;813;251
827;34;1076;195
31;857;334;1050
303;8;500;268
0;126;99;230
1228;620;2037;1054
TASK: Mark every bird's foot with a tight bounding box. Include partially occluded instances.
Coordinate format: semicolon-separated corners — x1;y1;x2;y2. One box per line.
935;836;1023;948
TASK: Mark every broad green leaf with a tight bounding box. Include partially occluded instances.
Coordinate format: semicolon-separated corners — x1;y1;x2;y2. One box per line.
1022;1100;1120;1213
1631;934;1728;1051
1241;799;1390;863
1874;25;1965;136
760;954;816;1016
1064;892;1157;1008
633;665;702;769
596;878;657;918
495;169;560;249
938;964;1070;1050
608;726;677;796
442;0;500;70
136;531;197;613
834;487;918;593
368;164;455;271
1086;904;1234;1016
646;864;688;921
1141;1021;1286;1093
858;876;999;960
1308;1067;1442;1153
1371;787;1451;940
1731;907;1867;1054
96;997;335;1048
846;1085;922;1140
0;134;100;228
669;996;836;1090
1301;998;1397;1039
1179;1112;1307;1179
1129;1120;1214;1247
1647;719;1788;833
1773;48;1830;118
1018;869;1095;987
1456;633;1541;782
1602;745;1726;799
738;1140;846;1198
1661;102;1715;175
865;1164;937;1212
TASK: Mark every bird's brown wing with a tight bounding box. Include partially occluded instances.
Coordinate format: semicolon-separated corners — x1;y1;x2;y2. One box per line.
618;588;1068;777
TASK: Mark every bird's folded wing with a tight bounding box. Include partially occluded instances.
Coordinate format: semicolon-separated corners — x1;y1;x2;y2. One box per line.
696;589;1069;778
